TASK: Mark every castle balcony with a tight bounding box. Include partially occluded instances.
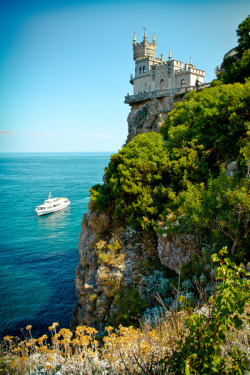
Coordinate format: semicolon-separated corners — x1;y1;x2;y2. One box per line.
129;74;134;85
124;83;210;104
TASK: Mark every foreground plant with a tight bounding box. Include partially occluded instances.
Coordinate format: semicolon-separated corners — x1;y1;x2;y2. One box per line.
165;248;250;375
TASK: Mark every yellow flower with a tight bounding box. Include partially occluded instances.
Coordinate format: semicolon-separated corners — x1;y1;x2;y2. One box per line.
105;326;114;334
3;335;14;342
26;325;32;331
75;326;87;336
49;322;59;331
59;328;72;339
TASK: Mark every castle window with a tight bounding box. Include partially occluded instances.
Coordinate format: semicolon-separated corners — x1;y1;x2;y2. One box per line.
143;66;146;73
181;79;186;87
139;67;142;74
160;79;164;89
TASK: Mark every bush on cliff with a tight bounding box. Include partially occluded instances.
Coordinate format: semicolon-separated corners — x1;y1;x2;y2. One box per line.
159;80;250;261
161;80;250;180
90;132;171;229
163;171;250;262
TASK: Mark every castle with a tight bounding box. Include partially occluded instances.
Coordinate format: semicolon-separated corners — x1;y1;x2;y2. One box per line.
125;30;206;104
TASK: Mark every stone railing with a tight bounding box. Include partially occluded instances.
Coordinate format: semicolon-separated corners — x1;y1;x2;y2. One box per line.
124;83;211;104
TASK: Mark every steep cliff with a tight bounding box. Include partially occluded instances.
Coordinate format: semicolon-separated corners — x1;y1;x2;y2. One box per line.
126;96;175;143
71;95;193;331
71;205;194;331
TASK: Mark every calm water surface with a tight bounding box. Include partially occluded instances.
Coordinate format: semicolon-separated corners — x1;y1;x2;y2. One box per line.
0;152;112;339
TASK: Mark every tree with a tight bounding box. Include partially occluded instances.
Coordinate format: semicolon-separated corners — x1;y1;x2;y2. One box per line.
217;15;250;84
90;132;171;229
236;14;250;57
163;172;250;260
161;81;250;179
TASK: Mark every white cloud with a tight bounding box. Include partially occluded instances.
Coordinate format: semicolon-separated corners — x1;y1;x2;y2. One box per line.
0;130;16;135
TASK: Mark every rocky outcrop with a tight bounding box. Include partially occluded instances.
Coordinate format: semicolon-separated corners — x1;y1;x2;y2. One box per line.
71;207;162;331
71;203;195;330
126;96;175;143
157;233;195;275
226;161;238;176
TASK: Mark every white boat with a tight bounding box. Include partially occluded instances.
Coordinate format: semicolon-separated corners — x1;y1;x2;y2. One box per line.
35;193;70;216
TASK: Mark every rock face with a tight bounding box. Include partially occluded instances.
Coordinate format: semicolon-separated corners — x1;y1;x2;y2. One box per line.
71;209;195;330
126;96;175;143
71;208;161;331
226;161;238;176
157;233;194;275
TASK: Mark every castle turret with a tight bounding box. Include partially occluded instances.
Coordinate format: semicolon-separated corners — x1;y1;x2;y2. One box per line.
168;49;172;61
133;30;156;61
152;32;156;45
133;32;136;45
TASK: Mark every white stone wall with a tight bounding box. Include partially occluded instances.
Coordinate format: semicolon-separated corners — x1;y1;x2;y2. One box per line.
134;75;154;93
154;68;173;90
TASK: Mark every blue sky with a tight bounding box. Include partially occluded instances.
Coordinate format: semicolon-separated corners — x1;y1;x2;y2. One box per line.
0;0;249;152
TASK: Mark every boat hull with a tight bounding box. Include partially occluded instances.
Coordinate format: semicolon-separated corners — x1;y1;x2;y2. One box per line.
35;201;70;216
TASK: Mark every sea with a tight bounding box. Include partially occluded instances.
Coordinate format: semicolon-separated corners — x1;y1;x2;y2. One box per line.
0;152;113;340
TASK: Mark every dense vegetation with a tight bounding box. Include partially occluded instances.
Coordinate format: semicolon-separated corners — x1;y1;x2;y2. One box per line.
91;79;250;260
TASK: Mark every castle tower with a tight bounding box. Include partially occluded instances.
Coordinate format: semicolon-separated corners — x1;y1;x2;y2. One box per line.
133;30;156;61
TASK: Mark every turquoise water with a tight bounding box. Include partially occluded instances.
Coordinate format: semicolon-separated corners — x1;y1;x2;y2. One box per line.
0;152;112;339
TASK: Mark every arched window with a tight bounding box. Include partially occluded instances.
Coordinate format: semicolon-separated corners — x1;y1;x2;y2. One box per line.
160;79;164;89
139;67;142;74
143;66;146;73
181;79;186;87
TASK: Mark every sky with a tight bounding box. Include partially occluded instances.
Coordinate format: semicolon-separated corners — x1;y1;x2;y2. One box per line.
0;0;249;152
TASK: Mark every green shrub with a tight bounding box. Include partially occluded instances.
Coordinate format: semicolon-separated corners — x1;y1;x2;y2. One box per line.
163;171;250;261
109;288;148;327
161;81;250;179
89;183;111;212
91;132;171;229
165;248;250;374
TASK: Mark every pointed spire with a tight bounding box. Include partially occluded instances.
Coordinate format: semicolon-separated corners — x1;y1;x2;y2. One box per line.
133;32;137;45
190;56;193;65
143;27;147;41
168;49;172;61
152;32;156;44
